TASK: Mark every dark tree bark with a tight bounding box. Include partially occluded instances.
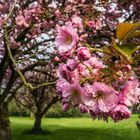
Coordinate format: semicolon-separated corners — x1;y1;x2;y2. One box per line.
136;107;140;130
0;104;11;140
30;96;60;134
31;113;43;134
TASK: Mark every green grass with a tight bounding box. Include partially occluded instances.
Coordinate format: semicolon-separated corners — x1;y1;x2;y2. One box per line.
11;115;140;140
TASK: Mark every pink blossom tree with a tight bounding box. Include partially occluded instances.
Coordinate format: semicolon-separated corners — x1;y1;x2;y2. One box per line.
0;1;140;140
15;64;60;134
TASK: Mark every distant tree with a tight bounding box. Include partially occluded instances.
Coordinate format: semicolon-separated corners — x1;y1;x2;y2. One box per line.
15;65;60;134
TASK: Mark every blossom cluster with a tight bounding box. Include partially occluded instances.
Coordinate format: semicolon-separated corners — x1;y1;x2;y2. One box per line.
55;22;140;122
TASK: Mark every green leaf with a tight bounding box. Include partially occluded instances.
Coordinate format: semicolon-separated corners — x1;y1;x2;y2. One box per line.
112;39;139;61
116;23;140;42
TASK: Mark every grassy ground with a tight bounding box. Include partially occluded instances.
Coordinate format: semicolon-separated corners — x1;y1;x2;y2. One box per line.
11;115;140;140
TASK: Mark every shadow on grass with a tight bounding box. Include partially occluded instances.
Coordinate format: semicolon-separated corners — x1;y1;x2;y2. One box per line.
23;129;51;135
12;125;140;140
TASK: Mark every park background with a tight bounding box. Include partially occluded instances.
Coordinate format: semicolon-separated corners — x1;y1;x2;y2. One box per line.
9;101;140;140
0;0;140;140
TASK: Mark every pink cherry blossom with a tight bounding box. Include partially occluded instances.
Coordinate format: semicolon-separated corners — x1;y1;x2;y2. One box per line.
83;82;118;113
79;104;89;113
77;47;91;61
62;103;70;112
110;104;131;122
0;4;3;11
62;81;84;106
87;21;95;28
54;10;61;18
95;20;102;30
0;17;4;28
119;79;140;106
77;64;88;77
16;15;29;27
58;63;79;83
87;20;102;30
56;77;68;94
71;15;83;28
76;56;104;77
55;23;78;56
87;56;105;69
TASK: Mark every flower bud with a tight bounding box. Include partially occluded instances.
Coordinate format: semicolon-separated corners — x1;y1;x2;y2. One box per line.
77;47;91;61
62;103;70;112
66;59;78;71
110;104;131;122
53;56;60;62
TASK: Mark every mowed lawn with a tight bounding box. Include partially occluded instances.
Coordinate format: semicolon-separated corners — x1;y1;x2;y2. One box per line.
10;115;140;140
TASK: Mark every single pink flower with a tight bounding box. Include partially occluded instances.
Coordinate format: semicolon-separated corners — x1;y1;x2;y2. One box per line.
71;15;83;28
87;56;105;69
110;104;131;122
95;20;102;30
16;15;29;27
55;23;78;56
24;10;32;21
119;79;140;106
87;21;95;28
77;47;91;61
87;20;102;30
54;9;61;18
83;82;118;113
62;81;84;106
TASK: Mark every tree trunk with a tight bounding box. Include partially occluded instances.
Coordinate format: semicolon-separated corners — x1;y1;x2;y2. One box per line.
0;104;11;140
31;114;43;134
136;108;140;130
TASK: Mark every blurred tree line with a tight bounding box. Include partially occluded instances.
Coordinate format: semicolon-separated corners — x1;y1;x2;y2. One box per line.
8;100;88;118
